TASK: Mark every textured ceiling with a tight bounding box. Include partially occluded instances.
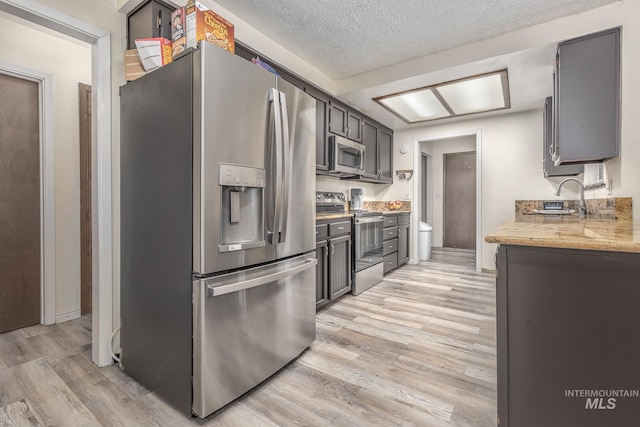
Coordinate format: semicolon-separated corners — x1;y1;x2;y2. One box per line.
214;0;618;80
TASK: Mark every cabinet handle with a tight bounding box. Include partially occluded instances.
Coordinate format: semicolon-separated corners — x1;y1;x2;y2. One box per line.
330;241;335;256
337;226;344;230
324;244;329;258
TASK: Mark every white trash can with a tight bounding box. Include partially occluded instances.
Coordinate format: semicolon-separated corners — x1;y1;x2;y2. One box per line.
419;222;432;261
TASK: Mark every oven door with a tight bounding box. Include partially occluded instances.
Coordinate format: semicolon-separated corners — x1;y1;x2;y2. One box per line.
329;135;365;175
354;215;384;272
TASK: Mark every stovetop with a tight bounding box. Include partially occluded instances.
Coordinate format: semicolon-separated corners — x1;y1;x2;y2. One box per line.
316;191;346;214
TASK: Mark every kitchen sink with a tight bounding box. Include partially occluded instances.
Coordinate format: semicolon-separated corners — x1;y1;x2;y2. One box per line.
531;209;575;215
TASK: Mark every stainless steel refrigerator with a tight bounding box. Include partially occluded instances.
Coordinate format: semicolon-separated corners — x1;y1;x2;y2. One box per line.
121;42;317;418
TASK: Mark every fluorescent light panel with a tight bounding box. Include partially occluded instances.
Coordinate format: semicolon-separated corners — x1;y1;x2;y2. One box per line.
379;89;450;122
437;73;505;114
375;70;509;124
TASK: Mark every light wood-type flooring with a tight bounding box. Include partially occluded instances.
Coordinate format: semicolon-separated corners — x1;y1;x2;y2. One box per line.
0;248;496;426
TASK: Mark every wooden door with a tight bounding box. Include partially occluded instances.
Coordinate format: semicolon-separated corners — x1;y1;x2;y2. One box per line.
79;83;92;314
0;73;41;333
443;151;476;249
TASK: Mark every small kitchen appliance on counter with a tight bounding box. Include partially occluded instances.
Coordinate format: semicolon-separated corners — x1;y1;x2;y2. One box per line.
350;188;365;212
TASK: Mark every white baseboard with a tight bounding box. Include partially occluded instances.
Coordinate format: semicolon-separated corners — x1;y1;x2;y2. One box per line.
56;309;81;324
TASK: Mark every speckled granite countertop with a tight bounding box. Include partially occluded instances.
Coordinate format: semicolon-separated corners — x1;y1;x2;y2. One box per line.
485;216;640;253
382;210;411;215
315;213;353;221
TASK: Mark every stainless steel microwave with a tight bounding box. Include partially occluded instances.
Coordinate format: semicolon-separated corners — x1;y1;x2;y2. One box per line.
329;135;365;175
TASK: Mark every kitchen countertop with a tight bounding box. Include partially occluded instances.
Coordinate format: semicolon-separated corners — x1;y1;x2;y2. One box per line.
382;210;411;215
315;213;354;221
485;215;640;253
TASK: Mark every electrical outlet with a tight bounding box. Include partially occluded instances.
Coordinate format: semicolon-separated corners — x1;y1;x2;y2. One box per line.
405;192;410;200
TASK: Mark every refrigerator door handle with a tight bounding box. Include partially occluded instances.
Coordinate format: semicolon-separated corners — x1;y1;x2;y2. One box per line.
269;88;283;245
206;258;317;297
278;91;290;243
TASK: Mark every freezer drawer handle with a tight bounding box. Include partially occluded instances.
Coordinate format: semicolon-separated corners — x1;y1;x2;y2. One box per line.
207;258;317;297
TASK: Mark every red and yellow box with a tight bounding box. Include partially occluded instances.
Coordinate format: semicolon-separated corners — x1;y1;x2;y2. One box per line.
183;1;234;54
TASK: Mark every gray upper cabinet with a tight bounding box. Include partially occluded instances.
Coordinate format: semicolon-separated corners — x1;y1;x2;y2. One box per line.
553;27;620;165
329;100;362;143
543;97;583;177
349;117;393;183
126;0;175;49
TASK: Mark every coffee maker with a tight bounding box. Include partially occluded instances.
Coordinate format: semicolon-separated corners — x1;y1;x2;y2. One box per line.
350;188;365;211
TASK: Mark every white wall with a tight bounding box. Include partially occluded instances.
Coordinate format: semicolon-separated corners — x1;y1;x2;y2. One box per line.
0;13;92;320
420;135;476;248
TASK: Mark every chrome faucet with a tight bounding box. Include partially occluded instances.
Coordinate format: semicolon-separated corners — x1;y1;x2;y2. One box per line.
554;178;586;217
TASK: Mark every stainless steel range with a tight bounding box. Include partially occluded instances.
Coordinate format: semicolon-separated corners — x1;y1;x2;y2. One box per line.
316;192;384;295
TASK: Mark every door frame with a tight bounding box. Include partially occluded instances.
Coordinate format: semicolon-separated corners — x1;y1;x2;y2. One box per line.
412;130;483;272
0;62;55;326
0;0;114;367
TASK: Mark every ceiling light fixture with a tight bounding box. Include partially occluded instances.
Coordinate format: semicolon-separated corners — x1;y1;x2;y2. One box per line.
374;70;510;124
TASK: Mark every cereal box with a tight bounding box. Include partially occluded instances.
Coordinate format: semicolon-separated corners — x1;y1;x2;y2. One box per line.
134;38;172;72
171;7;186;58
184;1;235;53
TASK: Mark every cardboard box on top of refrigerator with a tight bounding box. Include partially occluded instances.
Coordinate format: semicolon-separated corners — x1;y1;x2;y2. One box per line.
171;7;186;58
125;49;146;81
182;1;235;54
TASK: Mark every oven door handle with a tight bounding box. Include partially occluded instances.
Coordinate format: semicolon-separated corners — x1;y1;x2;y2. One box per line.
207;258;317;297
355;215;384;224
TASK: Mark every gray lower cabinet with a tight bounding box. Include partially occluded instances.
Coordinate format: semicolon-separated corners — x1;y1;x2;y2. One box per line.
315;239;329;308
382;213;410;273
397;224;409;265
496;245;640;426
316;218;352;309
553;27;620;165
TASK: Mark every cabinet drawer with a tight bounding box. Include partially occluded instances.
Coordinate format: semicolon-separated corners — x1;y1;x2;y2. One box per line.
383;238;398;256
329;220;351;236
383;227;397;241
315;224;328;240
383;253;398;273
397;214;410;226
383;216;398;227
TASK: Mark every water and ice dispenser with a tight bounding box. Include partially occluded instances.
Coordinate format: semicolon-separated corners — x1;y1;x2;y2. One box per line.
219;163;265;252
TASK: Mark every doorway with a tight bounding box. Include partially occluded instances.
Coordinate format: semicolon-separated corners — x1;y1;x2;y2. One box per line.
0;0;113;367
0;72;41;333
443;151;476;249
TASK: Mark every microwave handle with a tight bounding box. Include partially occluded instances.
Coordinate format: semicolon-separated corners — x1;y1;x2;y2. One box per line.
360;149;365;171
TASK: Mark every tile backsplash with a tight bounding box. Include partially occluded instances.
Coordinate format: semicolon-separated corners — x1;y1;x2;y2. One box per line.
515;197;632;220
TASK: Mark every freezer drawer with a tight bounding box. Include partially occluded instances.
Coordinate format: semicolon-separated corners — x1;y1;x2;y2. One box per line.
192;253;317;417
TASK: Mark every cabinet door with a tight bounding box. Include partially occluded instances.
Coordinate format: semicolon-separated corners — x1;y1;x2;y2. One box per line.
127;0;175;50
361;119;379;178
329;235;352;300
543;97;582;177
328;101;348;137
346;110;362;142
555;27;620;164
307;89;330;172
378;127;393;182
315;240;329;309
397;225;409;265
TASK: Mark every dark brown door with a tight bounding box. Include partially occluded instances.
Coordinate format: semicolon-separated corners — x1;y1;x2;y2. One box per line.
79;83;92;315
0;73;41;333
443;151;476;249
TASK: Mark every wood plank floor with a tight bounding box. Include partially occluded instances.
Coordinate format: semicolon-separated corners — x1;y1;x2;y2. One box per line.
0;248;496;426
